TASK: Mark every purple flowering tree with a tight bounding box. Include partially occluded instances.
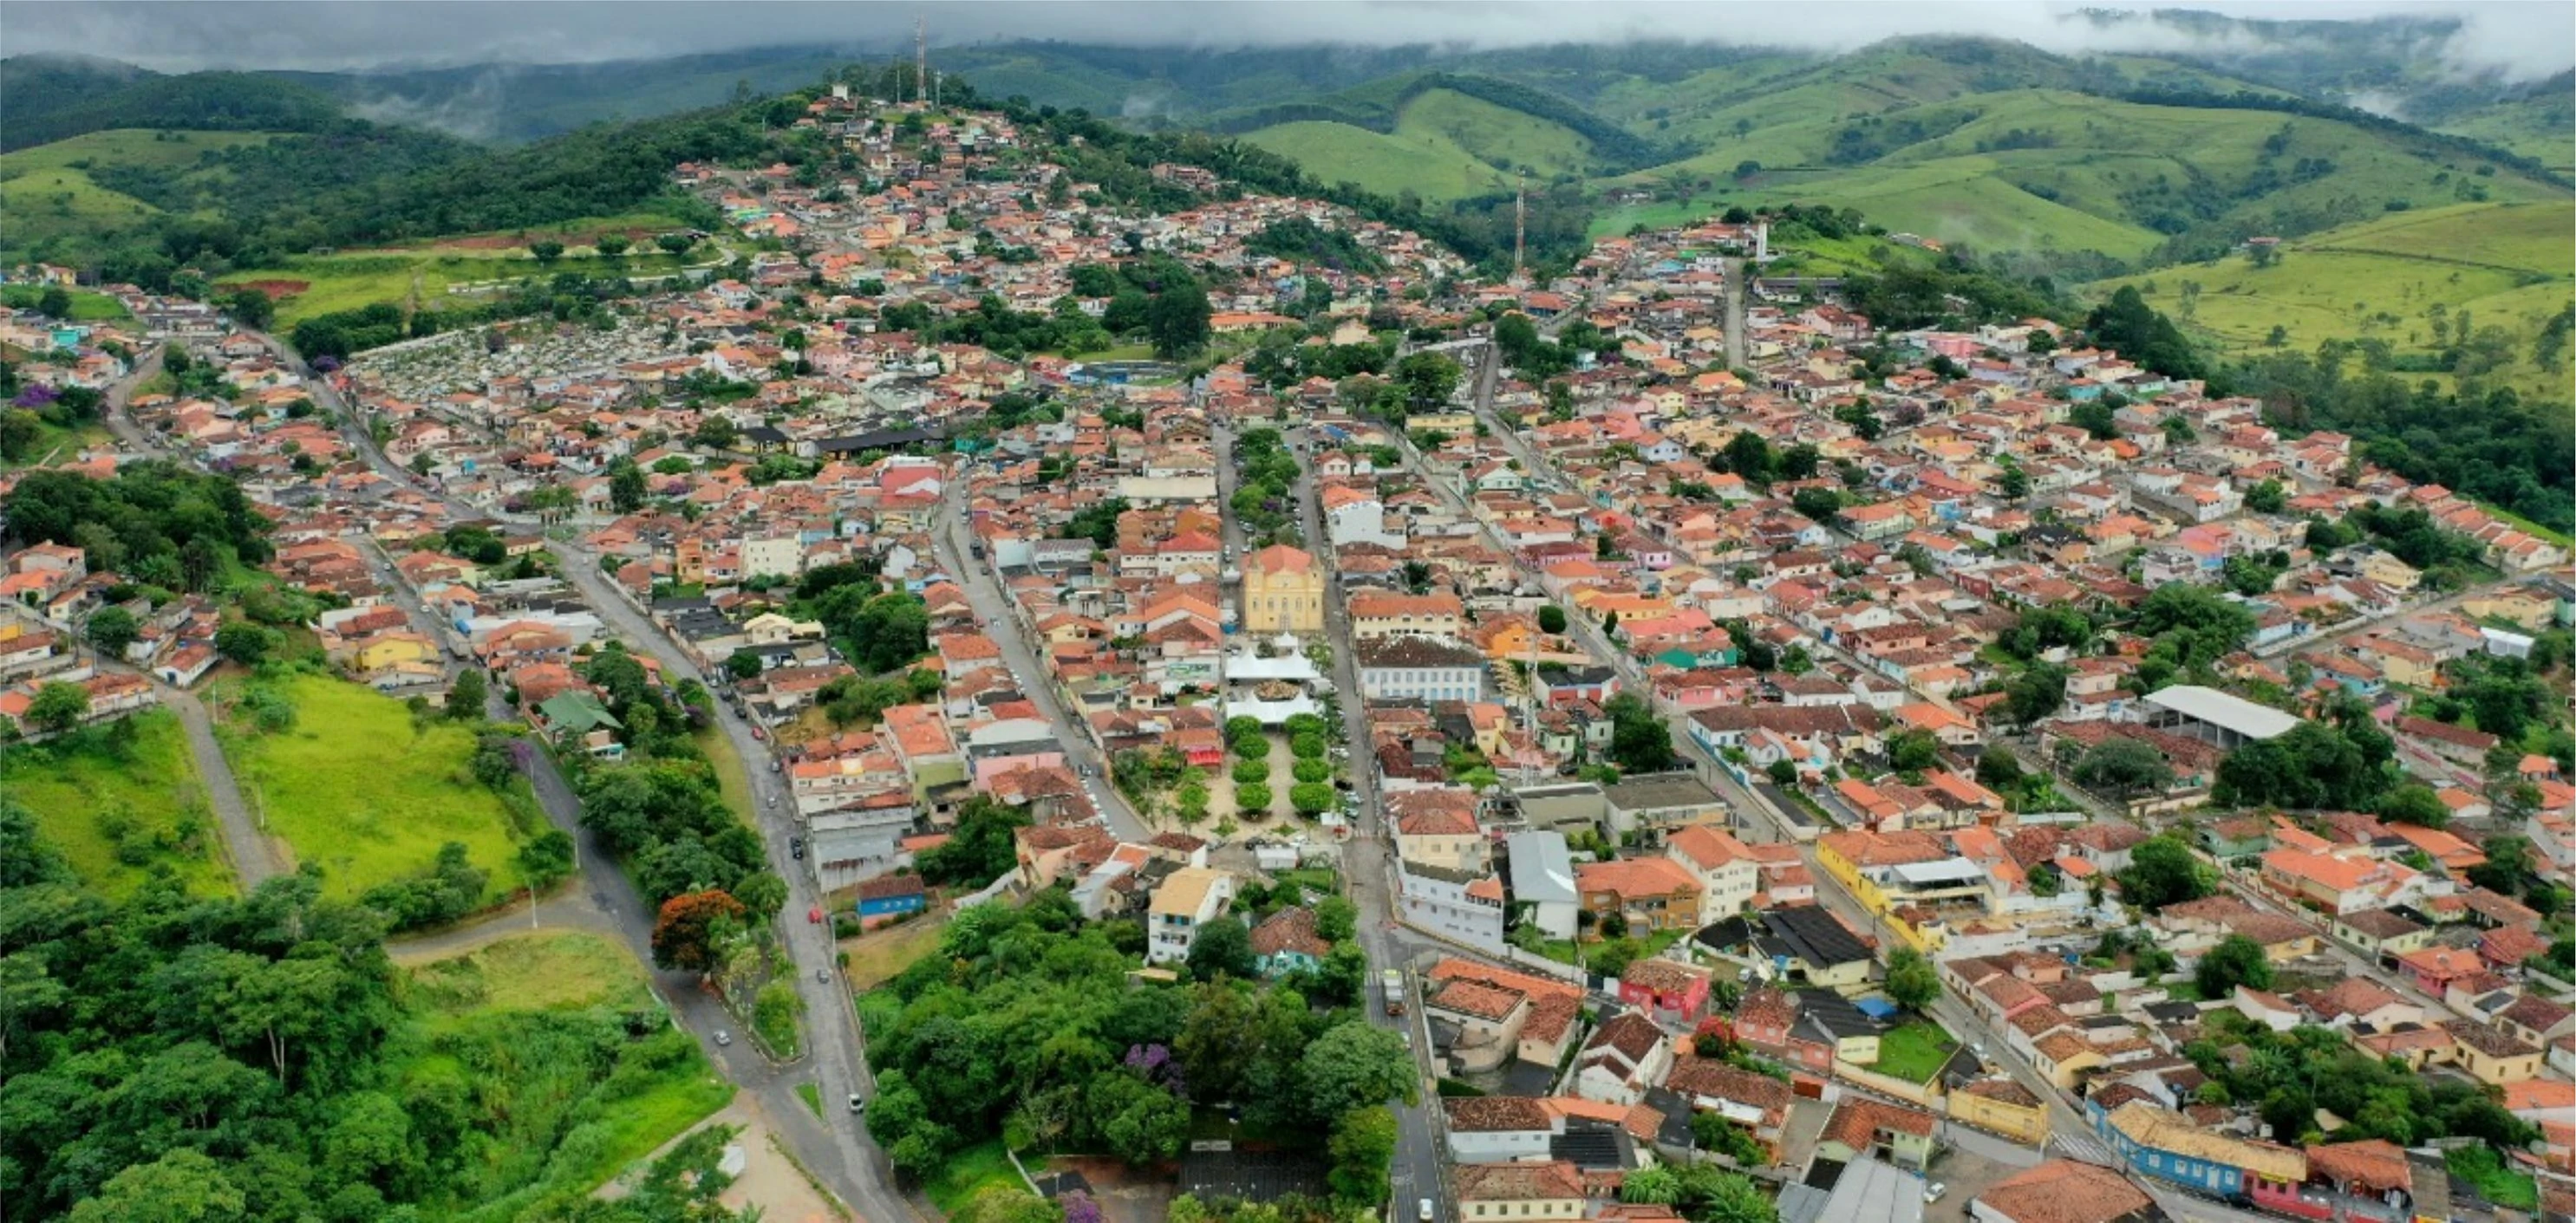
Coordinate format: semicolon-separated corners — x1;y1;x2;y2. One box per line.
1123;1042;1186;1097
1060;1191;1101;1223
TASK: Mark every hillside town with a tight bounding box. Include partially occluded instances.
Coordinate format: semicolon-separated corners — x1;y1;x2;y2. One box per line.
3;81;2572;1223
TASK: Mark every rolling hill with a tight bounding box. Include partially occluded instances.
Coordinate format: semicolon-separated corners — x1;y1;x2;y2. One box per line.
2086;199;2574;404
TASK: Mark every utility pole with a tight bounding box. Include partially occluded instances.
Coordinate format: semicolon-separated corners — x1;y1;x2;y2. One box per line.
915;16;928;107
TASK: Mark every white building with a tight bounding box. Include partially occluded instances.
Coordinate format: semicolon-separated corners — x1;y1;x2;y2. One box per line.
1397;860;1507;953
1146;867;1236;965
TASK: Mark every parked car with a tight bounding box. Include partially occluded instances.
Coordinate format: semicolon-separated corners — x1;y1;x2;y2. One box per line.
1418;1200;1435;1221
849;1093;866;1114
789;837;805;860
1923;1182;1947;1204
714;1030;732;1047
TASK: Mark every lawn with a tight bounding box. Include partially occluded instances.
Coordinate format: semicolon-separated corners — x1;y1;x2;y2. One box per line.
0;412;114;470
695;726;760;828
0;283;132;321
1874;1018;1962;1083
395;930;737;1217
924;1139;1025;1216
795;1082;824;1119
0;711;233;898
838;912;949;990
1242;120;1510;203
219;672;532;901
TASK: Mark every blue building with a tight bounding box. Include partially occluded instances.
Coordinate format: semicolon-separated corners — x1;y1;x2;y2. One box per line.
856;874;928;922
2090;1099;2311;1213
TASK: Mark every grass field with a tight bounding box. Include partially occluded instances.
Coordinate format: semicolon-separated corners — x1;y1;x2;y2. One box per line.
0;712;233;899
397;929;737;1216
1402;88;1594;180
2088;200;2574;402
924;1140;1024;1215
695;726;760;828
1243;121;1509;201
0;413;115;470
1874;1018;1962;1083
218;247;695;328
0;283;131;321
220;672;531;901
838;913;949;989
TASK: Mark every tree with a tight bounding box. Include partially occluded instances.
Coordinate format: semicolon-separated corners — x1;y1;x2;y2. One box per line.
595;233;630;257
1235;784;1272;812
1146;279;1211;358
2467;836;2532;895
1885;947;1940;1012
85;606;140;657
1299;1021;1418;1121
2375;781;2450;829
1315;895;1358;943
1791;487;1843;524
1289;783;1335;816
447;667;486;719
1185;917;1256;983
1887;728;1941;773
724;649;764;681
1538;604;1567;634
1765;759;1797;786
1604;693;1675;774
656;232;695;256
917;795;1031;888
2117;835;2213;912
214;621;277;666
1394;352;1462;412
2073;738;2172;799
2195;934;2275;998
1622;1164;1684;1205
67;1148;246;1223
1089;1070;1187;1165
2003;661;2069;728
2246;479;2286;514
36;286;74;320
1327;1106;1399;1206
610;459;647;513
530;240;566;263
650;889;747;973
23;681;88;735
1680;1167;1778;1223
516;829;576;890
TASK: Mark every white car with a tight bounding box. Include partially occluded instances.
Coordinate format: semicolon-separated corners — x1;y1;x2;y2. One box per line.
1923;1182;1947;1204
713;1030;732;1047
1418;1200;1436;1221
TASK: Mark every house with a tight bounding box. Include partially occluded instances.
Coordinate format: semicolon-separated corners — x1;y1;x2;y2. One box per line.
2446;1020;2544;1085
1665;1053;1793;1142
1971;1159;2160;1223
1574;1011;1673;1105
1576;856;1704;934
854;874;927;925
1249;904;1332;978
1444;1096;1557;1165
1454;1161;1586;1222
1948;1078;2050;1147
1699;905;1875;992
1666;824;1763;921
2091;1103;2306;1209
1356;634;1487;702
1601;773;1727;836
1816;1096;1939;1170
1145;867;1236;965
1619;958;1713;1018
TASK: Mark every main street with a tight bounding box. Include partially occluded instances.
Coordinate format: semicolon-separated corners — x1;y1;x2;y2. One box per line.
1281;422;1450;1222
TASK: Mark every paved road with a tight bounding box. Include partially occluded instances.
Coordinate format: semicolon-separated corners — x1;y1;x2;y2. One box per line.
549;538;922;1223
157;684;290;887
1284;424;1450;1220
934;473;1151;839
101;345;168;458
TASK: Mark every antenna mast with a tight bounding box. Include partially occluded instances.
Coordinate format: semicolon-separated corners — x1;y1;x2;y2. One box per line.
916;16;929;107
1513;172;1527;282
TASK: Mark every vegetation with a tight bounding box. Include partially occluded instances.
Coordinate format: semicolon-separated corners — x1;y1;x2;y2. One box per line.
0;712;231;899
2183;1007;2537;1152
0;816;732;1222
859;891;1407;1205
218;672;535;907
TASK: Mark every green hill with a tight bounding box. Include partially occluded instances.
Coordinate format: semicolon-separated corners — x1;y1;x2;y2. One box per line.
2087;199;2573;404
2435;73;2576;175
1242;120;1509;201
0;63;347;152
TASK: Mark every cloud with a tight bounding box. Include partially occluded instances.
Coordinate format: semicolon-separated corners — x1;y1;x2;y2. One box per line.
3;0;2567;81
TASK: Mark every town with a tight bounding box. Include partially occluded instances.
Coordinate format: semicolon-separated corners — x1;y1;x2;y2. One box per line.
3;72;2571;1223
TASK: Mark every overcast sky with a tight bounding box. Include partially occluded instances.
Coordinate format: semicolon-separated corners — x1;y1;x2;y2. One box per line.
8;1;2570;80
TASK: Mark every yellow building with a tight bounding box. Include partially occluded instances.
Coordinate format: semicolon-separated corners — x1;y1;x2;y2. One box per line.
1948;1078;2051;1145
351;631;438;673
1241;544;1323;634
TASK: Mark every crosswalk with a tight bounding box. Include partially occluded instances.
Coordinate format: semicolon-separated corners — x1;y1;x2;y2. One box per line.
2049;1129;2120;1167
